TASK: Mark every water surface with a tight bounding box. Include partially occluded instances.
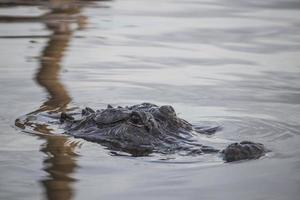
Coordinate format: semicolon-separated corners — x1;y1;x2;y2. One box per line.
0;0;300;199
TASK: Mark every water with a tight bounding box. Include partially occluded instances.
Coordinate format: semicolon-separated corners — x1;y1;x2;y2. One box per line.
0;0;300;199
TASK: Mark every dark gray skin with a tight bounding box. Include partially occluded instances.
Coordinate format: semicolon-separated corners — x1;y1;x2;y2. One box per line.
59;103;267;162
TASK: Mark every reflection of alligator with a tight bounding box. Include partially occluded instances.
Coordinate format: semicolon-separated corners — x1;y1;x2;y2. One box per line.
56;102;265;162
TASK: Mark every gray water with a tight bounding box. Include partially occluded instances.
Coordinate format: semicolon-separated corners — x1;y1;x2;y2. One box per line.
0;0;300;199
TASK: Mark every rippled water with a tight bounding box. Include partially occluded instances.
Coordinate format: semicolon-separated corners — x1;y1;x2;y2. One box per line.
1;0;300;199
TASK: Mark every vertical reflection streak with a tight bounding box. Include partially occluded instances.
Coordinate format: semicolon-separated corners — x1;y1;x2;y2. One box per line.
35;2;82;200
38;6;76;200
6;1;109;199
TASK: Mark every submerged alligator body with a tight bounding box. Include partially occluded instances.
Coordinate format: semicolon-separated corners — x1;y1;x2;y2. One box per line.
54;103;266;162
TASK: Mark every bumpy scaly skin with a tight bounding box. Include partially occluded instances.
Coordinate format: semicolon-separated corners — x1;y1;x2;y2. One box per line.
222;141;266;162
59;103;267;161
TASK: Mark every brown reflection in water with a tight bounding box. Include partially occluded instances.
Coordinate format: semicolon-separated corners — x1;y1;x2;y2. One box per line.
34;2;87;200
37;6;77;199
4;1;107;199
31;2;83;200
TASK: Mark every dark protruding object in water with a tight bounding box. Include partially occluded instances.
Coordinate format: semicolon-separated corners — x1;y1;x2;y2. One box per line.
17;103;267;161
56;103;267;161
222;141;266;162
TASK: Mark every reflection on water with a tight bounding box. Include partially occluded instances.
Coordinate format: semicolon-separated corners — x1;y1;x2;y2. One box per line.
36;3;77;199
5;1;107;199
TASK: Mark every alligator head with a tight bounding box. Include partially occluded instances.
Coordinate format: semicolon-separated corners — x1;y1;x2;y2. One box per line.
61;103;208;156
60;103;267;161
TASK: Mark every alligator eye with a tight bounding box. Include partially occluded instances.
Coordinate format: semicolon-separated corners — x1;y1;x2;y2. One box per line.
129;112;143;125
159;105;176;116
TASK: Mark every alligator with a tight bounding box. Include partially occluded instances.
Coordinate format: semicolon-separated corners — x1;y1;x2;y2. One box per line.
59;103;267;161
16;103;267;162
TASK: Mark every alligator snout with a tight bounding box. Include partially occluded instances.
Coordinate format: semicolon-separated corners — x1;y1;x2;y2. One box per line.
222;141;266;162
